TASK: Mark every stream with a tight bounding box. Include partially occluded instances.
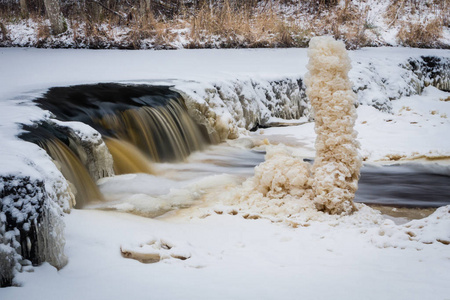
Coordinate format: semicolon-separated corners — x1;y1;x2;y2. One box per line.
102;143;450;212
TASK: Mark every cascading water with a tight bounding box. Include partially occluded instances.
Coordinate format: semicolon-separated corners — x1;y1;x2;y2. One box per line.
39;138;104;208
21;83;210;208
103;138;154;175
97;99;206;162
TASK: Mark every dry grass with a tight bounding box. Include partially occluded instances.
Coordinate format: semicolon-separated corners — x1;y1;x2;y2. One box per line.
309;0;372;49
0;0;448;49
0;20;8;41
397;18;443;48
186;1;305;48
386;0;448;47
37;21;50;40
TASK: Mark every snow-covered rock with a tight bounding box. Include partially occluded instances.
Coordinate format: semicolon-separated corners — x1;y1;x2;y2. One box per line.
0;175;67;287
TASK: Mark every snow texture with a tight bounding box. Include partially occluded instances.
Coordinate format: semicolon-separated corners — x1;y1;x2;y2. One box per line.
178;77;309;141
371;205;450;249
51;120;115;182
0;47;449;294
0;175;67;287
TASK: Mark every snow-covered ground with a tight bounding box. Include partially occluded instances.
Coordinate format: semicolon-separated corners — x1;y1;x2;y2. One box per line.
2;0;450;49
1;47;450;299
258;85;450;163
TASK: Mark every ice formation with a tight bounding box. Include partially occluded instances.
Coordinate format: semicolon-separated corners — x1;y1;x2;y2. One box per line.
177;55;450;140
230;145;315;219
179;77;310;142
351;55;450;112
229;36;362;218
52;120;115;182
306;36;362;215
0;174;68;286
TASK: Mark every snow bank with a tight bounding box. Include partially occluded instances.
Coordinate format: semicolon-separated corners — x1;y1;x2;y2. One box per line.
351;54;450;112
177;77;310;141
371;205;450;250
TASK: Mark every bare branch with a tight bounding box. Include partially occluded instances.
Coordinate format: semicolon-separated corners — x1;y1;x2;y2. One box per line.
85;0;128;19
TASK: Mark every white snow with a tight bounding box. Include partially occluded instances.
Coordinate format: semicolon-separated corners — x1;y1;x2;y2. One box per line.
2;207;449;300
3;0;450;49
1;47;450;299
259;85;450;163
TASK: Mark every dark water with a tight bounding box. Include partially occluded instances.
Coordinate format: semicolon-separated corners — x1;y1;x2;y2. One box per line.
355;164;450;208
23;83;210;163
186;147;450;208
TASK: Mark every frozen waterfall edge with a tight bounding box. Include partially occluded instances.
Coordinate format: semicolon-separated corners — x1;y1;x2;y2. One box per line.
1;53;449;287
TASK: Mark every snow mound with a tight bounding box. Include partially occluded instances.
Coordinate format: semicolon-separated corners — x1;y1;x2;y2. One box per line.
372;205;450;250
121;238;192;264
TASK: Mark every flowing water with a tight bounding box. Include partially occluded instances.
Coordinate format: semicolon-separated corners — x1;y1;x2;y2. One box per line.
21;83;208;208
21;83;450;214
158;147;450;208
355;164;450;208
39;138;104;207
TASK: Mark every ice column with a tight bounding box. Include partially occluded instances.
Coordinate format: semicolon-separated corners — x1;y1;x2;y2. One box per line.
305;36;362;214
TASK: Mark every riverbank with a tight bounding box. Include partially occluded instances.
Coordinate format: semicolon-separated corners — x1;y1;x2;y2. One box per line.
1;0;449;49
1;47;449;298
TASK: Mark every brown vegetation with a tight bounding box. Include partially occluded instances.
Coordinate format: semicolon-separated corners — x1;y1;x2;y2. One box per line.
397;18;443;48
386;0;449;48
0;0;448;49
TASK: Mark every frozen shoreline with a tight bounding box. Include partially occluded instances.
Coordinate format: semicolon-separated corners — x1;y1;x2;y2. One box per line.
1;47;450;298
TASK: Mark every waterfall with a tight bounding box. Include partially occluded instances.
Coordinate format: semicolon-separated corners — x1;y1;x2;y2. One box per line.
103;138;154;175
39;138;104;208
21;83;210;208
19;55;450;209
